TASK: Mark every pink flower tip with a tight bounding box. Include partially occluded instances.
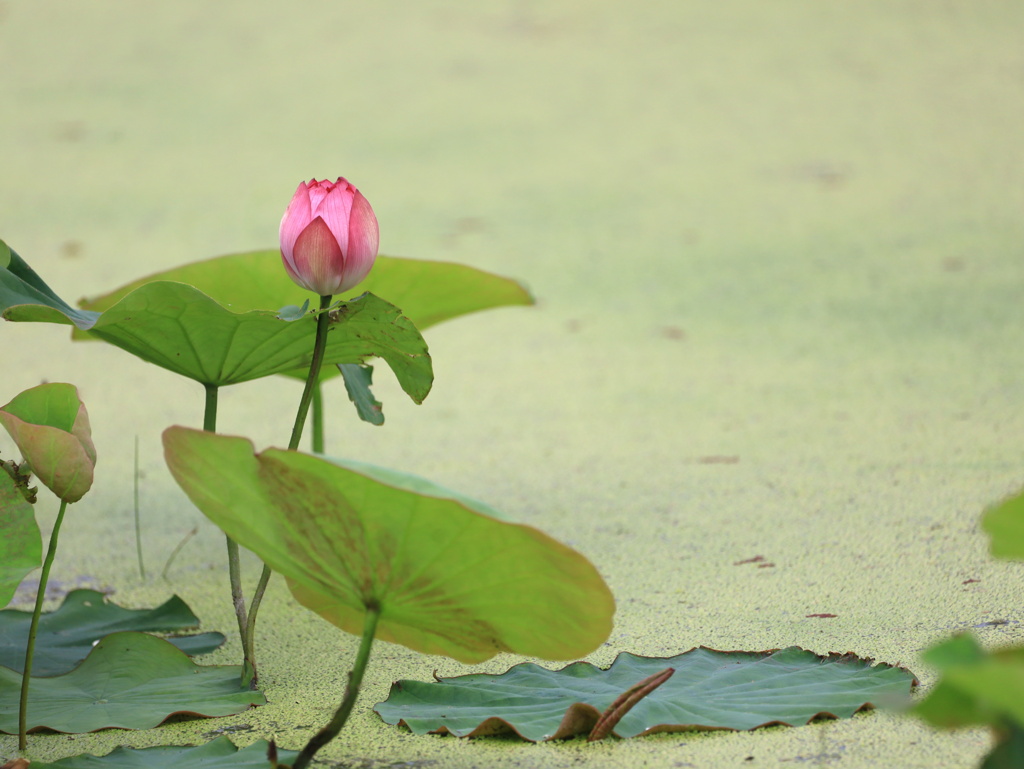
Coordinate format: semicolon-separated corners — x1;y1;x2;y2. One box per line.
279;177;379;297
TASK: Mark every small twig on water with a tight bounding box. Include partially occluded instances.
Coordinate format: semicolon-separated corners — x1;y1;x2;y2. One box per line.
161;526;198;581
587;667;675;742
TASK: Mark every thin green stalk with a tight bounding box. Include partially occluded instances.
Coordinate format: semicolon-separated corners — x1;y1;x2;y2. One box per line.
204;384;254;681
243;563;271;675
161;525;197;580
19;499;69;751
311;380;325;453
292;604;380;769
289;295;334;451
133;435;145;579
244;295;334;677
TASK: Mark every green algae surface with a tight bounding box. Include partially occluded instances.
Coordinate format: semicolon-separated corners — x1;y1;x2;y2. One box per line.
2;1;1023;767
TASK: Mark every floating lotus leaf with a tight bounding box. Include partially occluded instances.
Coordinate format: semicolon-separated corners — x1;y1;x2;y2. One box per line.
27;737;296;768
0;631;264;734
0;472;41;608
0;383;96;503
0;589;224;675
375;646;918;741
162;427;614;664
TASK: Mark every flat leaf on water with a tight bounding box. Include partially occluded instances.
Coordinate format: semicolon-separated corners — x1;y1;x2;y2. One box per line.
374;646;918;741
162;427;614;664
0;631;263;734
0;589;225;675
26;736;296;768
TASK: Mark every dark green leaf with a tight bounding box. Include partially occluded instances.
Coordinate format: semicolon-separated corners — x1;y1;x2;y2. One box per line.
162;427;614;664
0;631;263;733
339;363;384;425
30;737;296;768
982;722;1024;769
0;471;41;608
0;589;224;675
375;647;917;741
0;246;98;329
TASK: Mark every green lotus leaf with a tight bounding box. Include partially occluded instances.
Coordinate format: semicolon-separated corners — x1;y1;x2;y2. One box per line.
29;737;296;768
914;634;1024;730
375;646;918;741
339;363;384;425
0;589;224;675
1;246;431;396
75;249;532;384
5;278;431;399
0;631;264;734
0;245;97;329
982;487;1024;561
75;249;533;333
162;426;614;664
0;471;41;608
0;383;96;503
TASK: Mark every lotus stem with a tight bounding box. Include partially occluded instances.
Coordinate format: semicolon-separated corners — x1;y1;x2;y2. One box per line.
244;295;334;689
133;435;145;579
289;295;334;451
204;383;254;683
311;381;325;453
19;499;70;750
292;604;381;769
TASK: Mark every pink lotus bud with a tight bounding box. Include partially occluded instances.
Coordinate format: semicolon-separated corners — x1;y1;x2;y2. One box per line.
279;178;380;297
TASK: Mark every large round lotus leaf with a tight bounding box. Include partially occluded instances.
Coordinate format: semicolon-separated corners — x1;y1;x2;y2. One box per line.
0;589;224;675
0;632;264;734
29;737;296;768
375;646;918;741
75;250;533;333
0;383;96;503
162;427;614;664
0;471;41;608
